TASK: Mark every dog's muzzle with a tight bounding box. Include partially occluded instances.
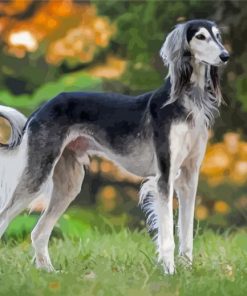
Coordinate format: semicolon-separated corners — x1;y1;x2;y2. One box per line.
219;51;230;62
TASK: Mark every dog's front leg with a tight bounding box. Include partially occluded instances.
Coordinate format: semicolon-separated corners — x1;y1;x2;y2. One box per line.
175;165;200;264
175;133;208;266
155;175;175;275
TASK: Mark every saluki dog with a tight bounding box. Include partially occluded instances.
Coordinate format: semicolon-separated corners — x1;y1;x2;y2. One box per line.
0;20;229;274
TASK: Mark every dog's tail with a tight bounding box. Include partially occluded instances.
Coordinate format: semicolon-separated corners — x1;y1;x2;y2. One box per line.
139;177;159;238
0;105;28;209
0;105;27;149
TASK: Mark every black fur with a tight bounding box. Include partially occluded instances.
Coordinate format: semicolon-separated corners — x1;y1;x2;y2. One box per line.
186;19;216;42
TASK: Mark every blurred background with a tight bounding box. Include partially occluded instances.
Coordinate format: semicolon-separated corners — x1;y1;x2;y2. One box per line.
0;0;246;238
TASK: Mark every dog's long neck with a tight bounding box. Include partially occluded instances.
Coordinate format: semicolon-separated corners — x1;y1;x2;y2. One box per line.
190;60;206;89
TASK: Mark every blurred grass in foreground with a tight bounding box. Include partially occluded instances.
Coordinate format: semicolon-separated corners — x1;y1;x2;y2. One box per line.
0;224;246;296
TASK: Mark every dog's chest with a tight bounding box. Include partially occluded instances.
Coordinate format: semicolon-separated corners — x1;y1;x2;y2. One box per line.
169;120;207;163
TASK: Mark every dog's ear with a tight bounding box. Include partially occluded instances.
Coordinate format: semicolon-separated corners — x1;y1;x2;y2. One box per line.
160;24;188;65
160;24;192;101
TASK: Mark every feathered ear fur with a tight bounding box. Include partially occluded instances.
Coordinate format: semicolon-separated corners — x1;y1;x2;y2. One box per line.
160;23;192;104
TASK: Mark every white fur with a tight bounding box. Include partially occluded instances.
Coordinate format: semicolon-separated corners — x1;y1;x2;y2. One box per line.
0;104;28;212
0;135;28;210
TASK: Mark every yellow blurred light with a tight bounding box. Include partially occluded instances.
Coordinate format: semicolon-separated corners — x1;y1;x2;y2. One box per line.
223;132;240;154
8;30;38;52
101;186;117;200
201;144;232;176
100;161;113;173
47;18;58;29
207;176;225;186
214;201;230;214
229;161;247;184
195;205;209;220
90;159;99;173
235;161;247;175
88;56;126;79
49;281;60;290
239;142;247;161
102;199;116;211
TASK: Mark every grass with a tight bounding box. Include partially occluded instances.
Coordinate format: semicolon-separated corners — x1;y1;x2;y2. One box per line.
0;228;246;296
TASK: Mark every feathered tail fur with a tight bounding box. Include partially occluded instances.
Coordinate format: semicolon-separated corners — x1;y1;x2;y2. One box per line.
139;177;159;240
0;105;28;209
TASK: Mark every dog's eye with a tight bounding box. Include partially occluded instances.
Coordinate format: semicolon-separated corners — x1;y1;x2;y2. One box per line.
196;34;206;40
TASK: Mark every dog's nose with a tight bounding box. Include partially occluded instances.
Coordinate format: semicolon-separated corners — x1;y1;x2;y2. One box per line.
219;51;230;62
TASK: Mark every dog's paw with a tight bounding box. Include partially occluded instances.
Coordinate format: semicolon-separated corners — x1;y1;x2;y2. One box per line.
32;255;56;272
158;257;176;275
163;262;176;275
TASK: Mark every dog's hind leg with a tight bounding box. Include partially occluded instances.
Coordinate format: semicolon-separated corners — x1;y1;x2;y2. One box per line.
31;149;85;271
0;135;62;238
0;174;53;238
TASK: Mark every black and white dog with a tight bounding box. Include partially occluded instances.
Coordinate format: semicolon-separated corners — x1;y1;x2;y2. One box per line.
0;20;229;274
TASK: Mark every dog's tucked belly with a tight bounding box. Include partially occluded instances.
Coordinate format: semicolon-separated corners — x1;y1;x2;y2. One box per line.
67;136;157;177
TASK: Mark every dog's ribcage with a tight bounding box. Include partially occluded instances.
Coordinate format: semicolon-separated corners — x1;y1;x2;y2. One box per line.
87;137;157;177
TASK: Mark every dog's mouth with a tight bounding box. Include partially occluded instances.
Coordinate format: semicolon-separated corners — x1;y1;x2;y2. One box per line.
201;60;227;67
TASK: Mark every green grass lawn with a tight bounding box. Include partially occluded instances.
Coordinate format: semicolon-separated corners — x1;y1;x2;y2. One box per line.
0;228;246;296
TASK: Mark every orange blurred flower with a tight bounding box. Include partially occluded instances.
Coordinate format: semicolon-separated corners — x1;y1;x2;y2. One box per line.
213;201;230;214
88;56;126;79
49;281;60;290
239;142;247;161
101;186;117;200
206;175;225;186
100;160;113;173
229;161;247;185
99;186;118;211
201;143;232;176
0;0;32;16
195;205;209;220
90;159;99;173
201;133;247;185
223;132;240;155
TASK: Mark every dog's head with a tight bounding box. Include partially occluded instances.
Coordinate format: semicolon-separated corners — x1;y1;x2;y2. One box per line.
160;19;229;68
160;20;228;102
187;20;229;66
